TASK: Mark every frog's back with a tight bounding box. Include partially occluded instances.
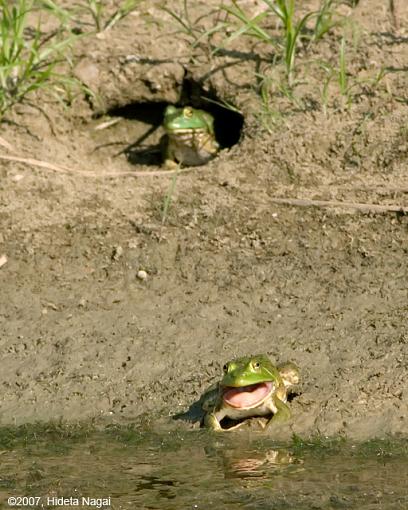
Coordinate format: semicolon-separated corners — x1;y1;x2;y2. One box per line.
278;362;300;388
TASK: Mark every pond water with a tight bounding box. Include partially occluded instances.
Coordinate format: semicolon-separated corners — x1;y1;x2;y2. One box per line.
0;426;406;510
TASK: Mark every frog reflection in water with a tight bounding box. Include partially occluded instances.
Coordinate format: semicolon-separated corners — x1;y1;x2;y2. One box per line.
162;105;219;168
203;355;300;431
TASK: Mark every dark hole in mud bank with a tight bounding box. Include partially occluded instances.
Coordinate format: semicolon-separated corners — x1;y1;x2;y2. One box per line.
179;77;244;150
107;84;244;167
287;391;301;403
107;102;167;166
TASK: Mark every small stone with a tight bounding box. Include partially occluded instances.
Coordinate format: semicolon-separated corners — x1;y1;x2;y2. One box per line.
112;245;123;261
128;239;138;249
74;58;100;88
137;270;148;280
45;302;58;311
0;254;7;268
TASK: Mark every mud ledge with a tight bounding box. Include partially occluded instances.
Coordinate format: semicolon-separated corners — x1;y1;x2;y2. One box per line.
0;0;408;440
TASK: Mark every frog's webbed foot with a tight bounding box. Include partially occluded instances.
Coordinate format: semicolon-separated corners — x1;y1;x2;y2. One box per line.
163;159;179;170
252;417;269;430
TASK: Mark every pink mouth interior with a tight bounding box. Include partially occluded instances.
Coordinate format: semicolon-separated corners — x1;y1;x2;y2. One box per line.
223;382;273;408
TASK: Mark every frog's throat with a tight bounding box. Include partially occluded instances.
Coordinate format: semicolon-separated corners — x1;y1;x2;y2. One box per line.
222;382;274;409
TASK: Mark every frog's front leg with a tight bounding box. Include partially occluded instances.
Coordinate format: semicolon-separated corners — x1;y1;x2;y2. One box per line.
204;412;248;432
204;412;223;431
162;137;179;169
263;396;291;429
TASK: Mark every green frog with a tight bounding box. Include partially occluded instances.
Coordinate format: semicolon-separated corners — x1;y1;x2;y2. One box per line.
162;105;219;168
203;354;300;431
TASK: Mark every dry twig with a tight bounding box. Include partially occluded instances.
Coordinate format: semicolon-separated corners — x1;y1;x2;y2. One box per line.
0;154;194;178
0;136;14;152
269;197;408;214
389;0;400;31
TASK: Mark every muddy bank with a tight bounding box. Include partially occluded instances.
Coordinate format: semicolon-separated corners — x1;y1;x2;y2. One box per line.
0;0;407;439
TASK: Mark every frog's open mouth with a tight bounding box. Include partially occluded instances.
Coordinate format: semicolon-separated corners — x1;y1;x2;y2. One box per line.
222;382;273;409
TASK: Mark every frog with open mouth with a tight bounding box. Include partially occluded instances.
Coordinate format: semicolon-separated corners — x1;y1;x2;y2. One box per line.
203;354;300;431
162;105;219;168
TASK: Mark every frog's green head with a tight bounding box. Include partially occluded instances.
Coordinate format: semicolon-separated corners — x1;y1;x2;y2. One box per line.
221;354;281;388
163;105;214;133
221;355;282;410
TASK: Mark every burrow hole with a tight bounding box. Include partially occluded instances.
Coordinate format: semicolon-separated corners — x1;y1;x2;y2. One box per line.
106;78;244;166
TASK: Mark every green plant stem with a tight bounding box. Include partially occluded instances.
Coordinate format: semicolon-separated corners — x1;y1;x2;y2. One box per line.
161;166;180;225
0;0;84;120
338;37;348;95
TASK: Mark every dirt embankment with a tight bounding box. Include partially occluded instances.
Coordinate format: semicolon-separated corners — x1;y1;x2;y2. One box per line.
0;0;407;439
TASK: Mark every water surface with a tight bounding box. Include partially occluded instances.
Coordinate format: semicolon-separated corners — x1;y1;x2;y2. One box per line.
0;426;406;509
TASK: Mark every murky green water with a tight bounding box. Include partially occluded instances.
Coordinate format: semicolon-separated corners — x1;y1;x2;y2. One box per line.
0;425;407;509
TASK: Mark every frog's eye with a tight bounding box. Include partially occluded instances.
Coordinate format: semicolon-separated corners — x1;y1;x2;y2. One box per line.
183;107;193;118
253;361;261;369
223;363;228;373
165;105;177;115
